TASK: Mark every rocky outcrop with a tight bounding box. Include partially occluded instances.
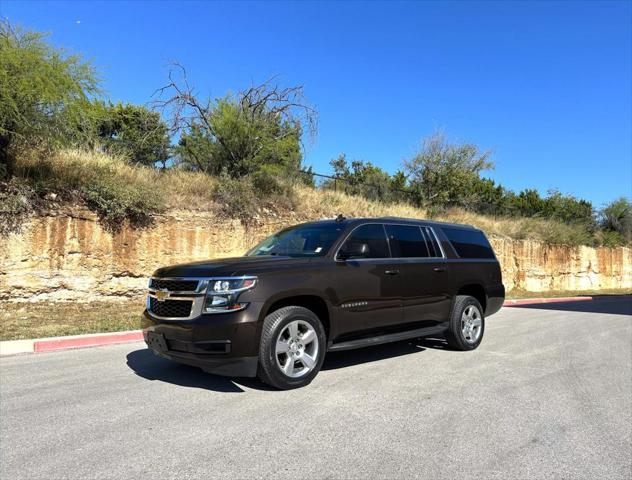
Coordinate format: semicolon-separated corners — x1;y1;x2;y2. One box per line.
1;210;630;302
489;238;629;292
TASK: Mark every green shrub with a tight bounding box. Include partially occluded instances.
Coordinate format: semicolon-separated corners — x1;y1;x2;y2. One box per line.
600;198;632;243
252;164;291;195
214;174;259;223
82;176;162;229
89;101;171;167
537;220;594;247
598;230;624;248
12;148;165;230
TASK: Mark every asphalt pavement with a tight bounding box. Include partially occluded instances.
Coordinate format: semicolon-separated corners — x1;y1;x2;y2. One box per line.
1;296;631;479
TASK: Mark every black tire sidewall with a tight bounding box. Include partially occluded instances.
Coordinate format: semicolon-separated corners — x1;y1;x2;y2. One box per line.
259;306;327;389
447;296;485;351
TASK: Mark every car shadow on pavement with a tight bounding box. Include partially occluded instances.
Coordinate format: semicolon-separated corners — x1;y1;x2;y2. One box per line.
321;336;455;370
126;336;449;392
510;295;631;315
126;349;252;392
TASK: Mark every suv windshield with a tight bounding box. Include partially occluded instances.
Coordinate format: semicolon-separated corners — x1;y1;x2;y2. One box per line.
247;223;344;257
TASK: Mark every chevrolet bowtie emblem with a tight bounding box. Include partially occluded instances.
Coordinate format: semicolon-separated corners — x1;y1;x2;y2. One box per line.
155;289;170;302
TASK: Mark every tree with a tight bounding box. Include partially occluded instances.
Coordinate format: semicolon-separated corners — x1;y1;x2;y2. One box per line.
0;20;98;173
506;188;594;225
329;154;405;202
600;197;632;242
404;133;494;210
509;189;547;217
542;189;593;225
468;177;509;215
91;101;170;167
155;64;316;178
173;123;214;172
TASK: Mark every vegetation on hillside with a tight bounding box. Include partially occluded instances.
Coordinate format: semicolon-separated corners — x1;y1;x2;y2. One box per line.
2;148;618;247
0;20;630;246
0;21;98;172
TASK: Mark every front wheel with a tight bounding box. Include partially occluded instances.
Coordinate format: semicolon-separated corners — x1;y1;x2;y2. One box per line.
257;306;326;390
444;295;485;350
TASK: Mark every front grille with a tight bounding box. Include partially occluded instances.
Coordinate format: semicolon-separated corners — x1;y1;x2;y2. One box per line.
150;279;199;292
149;297;193;318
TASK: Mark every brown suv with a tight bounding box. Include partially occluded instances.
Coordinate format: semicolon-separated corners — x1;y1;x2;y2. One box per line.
142;216;504;389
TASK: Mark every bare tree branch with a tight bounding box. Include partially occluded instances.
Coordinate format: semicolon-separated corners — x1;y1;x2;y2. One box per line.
151;62;318;175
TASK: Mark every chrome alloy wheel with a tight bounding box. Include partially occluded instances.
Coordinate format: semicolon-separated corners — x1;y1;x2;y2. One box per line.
275;320;319;378
461;305;482;343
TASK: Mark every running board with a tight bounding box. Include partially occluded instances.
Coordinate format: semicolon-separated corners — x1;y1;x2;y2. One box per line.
328;326;445;352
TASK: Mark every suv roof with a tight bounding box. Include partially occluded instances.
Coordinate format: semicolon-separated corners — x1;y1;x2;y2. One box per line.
308;216;479;231
371;216;478;230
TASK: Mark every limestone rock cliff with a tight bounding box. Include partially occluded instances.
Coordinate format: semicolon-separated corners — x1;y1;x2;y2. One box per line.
1;210;630;302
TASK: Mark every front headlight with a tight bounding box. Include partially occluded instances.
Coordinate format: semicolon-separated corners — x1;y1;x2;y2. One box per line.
204;277;257;314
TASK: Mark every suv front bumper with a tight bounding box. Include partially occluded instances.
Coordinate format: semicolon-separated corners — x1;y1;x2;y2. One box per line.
141;300;265;377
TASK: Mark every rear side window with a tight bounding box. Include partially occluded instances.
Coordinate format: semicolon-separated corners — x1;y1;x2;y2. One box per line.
385;225;429;258
340;224;390;258
442;227;495;259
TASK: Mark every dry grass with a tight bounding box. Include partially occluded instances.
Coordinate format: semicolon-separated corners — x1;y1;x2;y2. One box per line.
0;300;143;340
14;148;219;210
16;147;151;188
160;169;218;210
293;185;427;219
293;186;594;245
436;208;594;245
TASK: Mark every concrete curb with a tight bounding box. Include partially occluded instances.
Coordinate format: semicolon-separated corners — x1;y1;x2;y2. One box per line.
503;296;593;306
0;295;604;356
0;330;143;356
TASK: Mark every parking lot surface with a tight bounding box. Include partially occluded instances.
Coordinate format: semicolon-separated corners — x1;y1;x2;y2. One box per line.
1;297;631;479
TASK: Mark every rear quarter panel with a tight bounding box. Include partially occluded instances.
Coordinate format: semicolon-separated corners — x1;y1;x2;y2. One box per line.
433;226;505;317
446;258;504;316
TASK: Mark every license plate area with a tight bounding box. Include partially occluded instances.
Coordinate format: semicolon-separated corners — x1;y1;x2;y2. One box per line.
146;331;168;353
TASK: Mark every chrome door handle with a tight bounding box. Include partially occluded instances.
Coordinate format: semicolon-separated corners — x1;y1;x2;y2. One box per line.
384;269;400;275
433;267;446;272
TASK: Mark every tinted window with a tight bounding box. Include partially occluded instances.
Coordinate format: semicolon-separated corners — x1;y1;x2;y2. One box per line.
386;225;429;258
340;224;390;259
247;223;344;257
442;227;495;259
421;226;442;257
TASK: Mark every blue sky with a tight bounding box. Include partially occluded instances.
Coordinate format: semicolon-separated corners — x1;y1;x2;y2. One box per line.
2;0;631;207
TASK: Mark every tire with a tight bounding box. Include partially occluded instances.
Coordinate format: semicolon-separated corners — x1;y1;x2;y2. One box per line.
444;295;485;351
257;306;327;390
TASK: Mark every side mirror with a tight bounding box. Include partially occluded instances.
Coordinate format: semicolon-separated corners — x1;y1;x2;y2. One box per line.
338;242;369;260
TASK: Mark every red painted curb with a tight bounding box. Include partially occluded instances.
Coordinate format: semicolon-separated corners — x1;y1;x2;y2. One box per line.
504;296;593;307
34;331;143;353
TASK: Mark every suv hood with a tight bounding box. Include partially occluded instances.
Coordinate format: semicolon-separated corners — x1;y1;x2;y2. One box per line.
152;255;314;278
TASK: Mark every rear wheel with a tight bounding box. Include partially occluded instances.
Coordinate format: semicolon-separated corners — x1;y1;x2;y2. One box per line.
257;306;326;390
445;295;485;350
